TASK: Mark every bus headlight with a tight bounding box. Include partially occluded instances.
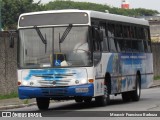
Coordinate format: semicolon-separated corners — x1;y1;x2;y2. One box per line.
22;81;28;86
81;79;87;84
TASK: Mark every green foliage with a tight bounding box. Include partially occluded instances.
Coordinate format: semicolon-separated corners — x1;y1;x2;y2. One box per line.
23;99;29;104
1;0;43;30
154;76;160;80
1;0;159;30
0;92;18;100
44;0;159;17
44;0;111;12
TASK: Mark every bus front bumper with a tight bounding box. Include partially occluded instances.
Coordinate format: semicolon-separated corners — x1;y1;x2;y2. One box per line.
18;84;94;99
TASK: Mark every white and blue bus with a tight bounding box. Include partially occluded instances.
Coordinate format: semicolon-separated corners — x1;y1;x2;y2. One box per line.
15;10;153;110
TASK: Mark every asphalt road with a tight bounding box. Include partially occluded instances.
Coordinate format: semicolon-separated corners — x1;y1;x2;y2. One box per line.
4;87;160;120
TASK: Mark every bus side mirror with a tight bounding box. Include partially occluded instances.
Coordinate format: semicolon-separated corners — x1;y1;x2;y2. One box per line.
9;30;17;48
9;36;14;48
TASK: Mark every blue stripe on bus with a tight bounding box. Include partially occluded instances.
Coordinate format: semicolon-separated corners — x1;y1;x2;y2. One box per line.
18;84;94;99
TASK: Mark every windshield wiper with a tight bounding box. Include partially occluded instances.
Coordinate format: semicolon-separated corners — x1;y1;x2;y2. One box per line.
59;24;72;43
34;26;47;45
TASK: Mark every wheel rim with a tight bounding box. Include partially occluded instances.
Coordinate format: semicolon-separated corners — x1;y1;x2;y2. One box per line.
104;86;108;101
137;78;140;97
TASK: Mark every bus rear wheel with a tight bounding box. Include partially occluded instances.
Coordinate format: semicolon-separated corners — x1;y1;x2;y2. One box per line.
36;98;50;110
95;85;110;106
122;92;131;102
131;75;141;101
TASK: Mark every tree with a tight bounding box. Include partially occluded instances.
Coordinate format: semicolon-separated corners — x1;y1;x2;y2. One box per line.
1;0;43;30
1;0;159;30
44;0;159;17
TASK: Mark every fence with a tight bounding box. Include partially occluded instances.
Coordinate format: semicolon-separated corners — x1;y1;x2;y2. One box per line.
0;31;160;95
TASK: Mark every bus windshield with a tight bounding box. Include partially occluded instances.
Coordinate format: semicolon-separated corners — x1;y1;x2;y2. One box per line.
19;26;92;68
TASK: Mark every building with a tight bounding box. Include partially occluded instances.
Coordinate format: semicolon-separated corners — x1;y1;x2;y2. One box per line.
140;15;160;42
121;0;129;9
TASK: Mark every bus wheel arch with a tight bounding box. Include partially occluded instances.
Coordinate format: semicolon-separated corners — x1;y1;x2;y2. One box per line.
105;72;111;94
95;72;111;106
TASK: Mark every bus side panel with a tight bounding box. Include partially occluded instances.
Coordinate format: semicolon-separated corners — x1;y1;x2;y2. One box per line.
106;53;123;93
94;53;112;97
105;53;153;94
141;53;153;88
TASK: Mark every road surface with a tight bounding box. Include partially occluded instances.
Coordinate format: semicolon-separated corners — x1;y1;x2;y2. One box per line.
4;87;160;120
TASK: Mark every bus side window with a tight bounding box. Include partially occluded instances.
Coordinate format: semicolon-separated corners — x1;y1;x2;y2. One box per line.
108;24;117;52
101;29;108;51
143;28;151;53
147;41;151;52
143;40;148;52
116;24;125;52
132;40;144;52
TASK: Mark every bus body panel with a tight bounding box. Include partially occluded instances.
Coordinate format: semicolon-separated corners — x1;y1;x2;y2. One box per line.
99;52;153;94
91;52;153;96
18;68;95;99
18;84;94;99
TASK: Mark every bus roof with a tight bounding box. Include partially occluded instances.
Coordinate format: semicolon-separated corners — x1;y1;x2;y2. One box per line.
19;9;149;27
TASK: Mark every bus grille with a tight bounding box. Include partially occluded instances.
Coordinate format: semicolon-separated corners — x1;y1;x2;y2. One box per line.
35;73;75;87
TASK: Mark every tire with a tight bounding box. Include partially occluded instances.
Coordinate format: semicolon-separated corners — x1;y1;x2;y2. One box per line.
36;98;50;110
84;97;92;103
75;98;83;103
131;75;141;101
122;92;131;102
95;85;110;106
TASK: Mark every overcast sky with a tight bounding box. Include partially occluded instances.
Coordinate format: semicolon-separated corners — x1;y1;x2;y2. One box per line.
34;0;160;12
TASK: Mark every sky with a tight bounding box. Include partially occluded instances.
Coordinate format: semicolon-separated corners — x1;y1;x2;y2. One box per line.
34;0;160;12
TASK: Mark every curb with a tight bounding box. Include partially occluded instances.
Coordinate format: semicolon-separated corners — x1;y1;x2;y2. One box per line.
0;102;37;110
150;84;160;88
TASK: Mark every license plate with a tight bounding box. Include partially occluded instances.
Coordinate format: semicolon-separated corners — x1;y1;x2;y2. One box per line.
75;88;89;93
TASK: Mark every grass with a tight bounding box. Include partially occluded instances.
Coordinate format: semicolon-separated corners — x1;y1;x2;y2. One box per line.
154;76;160;80
23;99;29;104
0;92;18;100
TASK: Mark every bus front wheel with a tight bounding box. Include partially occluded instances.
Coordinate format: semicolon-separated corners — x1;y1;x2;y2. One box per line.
84;97;92;103
75;98;83;103
95;85;110;106
36;98;50;110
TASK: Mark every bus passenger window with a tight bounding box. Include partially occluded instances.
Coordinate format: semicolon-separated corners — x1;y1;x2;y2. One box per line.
108;24;117;52
101;29;108;51
116;39;125;52
144;28;149;40
108;32;117;52
143;40;148;52
147;41;151;52
132;40;144;52
125;40;132;52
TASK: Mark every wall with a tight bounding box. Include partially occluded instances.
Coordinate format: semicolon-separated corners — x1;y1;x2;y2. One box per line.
0;32;17;95
152;42;160;76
